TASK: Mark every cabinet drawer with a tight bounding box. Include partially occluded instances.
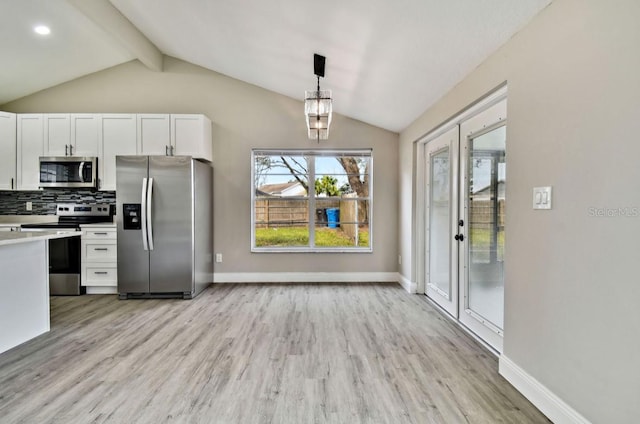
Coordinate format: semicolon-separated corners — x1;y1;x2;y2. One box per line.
84;266;117;286
84;242;117;261
83;228;116;239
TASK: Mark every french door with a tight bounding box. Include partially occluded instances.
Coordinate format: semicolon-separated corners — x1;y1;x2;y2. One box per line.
424;98;506;352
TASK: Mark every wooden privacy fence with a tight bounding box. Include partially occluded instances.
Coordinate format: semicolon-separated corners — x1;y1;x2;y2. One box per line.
255;198;340;228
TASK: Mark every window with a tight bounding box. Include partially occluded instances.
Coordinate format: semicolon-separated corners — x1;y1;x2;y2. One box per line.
252;149;372;252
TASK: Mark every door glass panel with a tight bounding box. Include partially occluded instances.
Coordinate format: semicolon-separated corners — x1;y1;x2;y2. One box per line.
467;126;506;329
429;148;451;297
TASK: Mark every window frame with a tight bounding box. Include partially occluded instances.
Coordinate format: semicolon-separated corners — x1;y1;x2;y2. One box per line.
251;148;373;253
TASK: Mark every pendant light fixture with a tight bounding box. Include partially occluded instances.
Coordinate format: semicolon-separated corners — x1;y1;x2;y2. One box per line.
305;54;332;141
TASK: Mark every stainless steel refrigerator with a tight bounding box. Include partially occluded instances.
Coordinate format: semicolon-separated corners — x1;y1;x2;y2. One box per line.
116;156;213;299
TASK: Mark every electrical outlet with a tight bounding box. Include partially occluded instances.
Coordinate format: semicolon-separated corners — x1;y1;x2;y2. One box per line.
26;201;32;211
215;253;222;263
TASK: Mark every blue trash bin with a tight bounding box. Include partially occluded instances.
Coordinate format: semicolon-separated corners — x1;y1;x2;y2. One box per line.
326;208;340;228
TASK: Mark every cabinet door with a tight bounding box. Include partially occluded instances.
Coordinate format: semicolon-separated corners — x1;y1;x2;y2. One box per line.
44;114;71;156
170;114;212;161
0;112;16;190
71;114;99;157
137;114;170;156
17;114;44;190
99;114;137;191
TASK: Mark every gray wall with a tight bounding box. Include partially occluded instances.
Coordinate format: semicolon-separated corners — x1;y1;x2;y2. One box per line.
399;0;640;422
2;57;399;275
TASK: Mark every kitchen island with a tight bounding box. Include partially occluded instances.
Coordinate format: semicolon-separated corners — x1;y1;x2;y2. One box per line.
0;231;81;354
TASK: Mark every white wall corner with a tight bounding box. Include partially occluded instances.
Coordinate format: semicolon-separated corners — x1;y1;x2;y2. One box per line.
398;273;417;293
499;355;591;424
213;272;400;284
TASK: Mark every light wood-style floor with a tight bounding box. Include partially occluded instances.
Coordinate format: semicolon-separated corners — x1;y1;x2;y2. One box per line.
0;283;549;423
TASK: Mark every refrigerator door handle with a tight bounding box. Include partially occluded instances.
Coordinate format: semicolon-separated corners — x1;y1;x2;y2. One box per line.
147;177;154;250
141;177;149;251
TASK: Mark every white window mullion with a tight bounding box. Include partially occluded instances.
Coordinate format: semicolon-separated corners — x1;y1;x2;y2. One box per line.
308;155;316;248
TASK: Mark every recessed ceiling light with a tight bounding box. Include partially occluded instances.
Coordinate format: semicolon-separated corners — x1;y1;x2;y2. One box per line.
34;25;51;35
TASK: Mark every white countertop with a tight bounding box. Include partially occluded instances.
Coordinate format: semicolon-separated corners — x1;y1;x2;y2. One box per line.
0;231;82;247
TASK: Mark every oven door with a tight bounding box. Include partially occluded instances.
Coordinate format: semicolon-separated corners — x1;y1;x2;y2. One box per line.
21;228;84;295
39;157;97;188
49;235;84;295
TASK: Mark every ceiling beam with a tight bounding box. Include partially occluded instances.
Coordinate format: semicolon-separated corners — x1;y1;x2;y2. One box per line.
68;0;163;72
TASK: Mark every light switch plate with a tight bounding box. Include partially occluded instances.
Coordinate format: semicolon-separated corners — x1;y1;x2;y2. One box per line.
533;187;552;210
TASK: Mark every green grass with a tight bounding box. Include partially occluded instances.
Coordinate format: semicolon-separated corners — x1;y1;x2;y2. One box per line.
255;227;369;248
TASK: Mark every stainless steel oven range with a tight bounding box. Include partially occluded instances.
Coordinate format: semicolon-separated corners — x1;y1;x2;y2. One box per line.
21;203;114;295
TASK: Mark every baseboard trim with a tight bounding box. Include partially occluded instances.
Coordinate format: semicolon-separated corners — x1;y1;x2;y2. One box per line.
499;355;591;424
398;273;417;293
213;272;399;284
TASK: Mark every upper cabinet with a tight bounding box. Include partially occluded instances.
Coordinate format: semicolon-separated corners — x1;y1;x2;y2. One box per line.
137;114;171;156
137;114;212;162
0;112;17;190
3;112;211;192
171;114;212;162
44;114;99;157
17;114;44;190
99;114;137;191
71;114;100;157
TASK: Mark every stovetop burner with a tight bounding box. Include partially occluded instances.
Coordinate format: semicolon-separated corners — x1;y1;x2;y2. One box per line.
20;203;114;230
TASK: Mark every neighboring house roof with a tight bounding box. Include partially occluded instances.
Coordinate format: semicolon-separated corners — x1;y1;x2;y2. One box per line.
257;182;306;197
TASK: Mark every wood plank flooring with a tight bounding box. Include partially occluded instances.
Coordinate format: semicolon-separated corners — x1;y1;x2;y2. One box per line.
0;283;550;423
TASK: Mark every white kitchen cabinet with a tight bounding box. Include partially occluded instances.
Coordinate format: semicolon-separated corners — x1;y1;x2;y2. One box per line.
99;114;137;191
0;112;16;190
44;114;99;157
170;114;212;162
81;225;117;294
70;114;100;156
44;114;70;156
17;114;44;190
137;114;170;156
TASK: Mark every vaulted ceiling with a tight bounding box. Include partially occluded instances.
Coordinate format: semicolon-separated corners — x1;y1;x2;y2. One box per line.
0;0;551;132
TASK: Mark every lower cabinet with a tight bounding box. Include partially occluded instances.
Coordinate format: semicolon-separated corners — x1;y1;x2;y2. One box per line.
81;225;117;294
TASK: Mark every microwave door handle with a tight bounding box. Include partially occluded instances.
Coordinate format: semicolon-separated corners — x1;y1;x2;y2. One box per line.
79;162;84;182
146;177;154;251
141;178;149;251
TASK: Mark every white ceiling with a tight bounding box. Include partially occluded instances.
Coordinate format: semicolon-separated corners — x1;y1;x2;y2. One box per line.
1;0;551;132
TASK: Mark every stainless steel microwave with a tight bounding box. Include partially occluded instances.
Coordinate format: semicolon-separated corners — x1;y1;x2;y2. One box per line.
39;157;98;188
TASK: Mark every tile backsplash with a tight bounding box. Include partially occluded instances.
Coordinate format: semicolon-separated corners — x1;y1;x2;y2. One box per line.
0;189;116;215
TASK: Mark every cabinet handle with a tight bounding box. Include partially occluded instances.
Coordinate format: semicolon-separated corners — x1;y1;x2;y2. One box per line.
11;178;13;190
94;271;108;275
94;248;109;251
70;145;74;155
94;232;109;235
170;145;174;156
97;178;101;190
65;145;69;156
165;145;169;156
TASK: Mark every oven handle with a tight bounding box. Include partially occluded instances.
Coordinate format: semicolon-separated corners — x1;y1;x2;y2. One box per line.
141;177;149;251
147;177;154;251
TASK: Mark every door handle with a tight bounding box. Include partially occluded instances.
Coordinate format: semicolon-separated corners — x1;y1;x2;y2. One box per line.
147;177;154;250
141;177;149;251
458;219;464;227
454;234;464;242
